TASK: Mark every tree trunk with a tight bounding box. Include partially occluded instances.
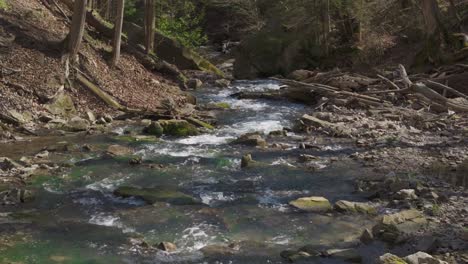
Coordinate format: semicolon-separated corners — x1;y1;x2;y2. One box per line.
68;0;88;62
111;0;124;67
144;0;156;54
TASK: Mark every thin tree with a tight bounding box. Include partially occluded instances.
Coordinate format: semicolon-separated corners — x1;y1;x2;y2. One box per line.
68;0;88;62
144;0;156;54
111;0;125;67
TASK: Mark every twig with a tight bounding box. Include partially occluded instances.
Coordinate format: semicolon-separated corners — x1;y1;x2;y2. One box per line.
425;80;468;99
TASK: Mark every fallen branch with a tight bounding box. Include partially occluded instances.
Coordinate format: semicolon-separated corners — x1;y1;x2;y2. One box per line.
75;73;126;111
398;64;468;112
425;80;468;99
272;77;389;104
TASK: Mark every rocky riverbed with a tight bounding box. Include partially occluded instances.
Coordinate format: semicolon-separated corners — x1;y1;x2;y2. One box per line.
0;80;467;263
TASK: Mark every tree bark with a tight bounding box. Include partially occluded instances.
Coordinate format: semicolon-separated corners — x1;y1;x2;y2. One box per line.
111;0;124;67
68;0;88;62
144;0;156;54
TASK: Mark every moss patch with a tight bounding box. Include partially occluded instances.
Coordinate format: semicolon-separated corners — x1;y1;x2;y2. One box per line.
114;186;200;205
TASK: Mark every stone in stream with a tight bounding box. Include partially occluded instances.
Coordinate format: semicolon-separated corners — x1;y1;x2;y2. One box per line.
372;209;427;244
200;244;237;258
334;200;377;215
378;253;408;264
105;145;134;157
157;242;177;252
232;133;267;147
241;154;258;168
324;248;362;263
143;121;164;137
214;79;231;88
395;189;418;200
0;157;22;171
404;252;448;264
289;196;332;212
187;78;203;90
360;228;374;244
114;186;200;205
280;250;318;262
158;120;199;137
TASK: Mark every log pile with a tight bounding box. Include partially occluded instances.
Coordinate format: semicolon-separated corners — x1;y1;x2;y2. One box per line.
272;64;468;114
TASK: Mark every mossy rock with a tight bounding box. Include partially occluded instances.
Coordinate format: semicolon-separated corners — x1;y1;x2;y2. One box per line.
114;186;200;205
334;200;377;215
289;196;332;212
143;122;164;137
186;117;214;130
378;253;408;264
214;102;231;109
159;120;199;137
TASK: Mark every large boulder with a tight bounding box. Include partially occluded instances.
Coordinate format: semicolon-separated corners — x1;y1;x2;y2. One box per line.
45;93;77;117
158;120;199;137
143;121;164;137
404;252;448;264
372;210;428;244
114;186;200;205
123;22;224;77
232;133;267;147
334;200;377;215
289;196;332;213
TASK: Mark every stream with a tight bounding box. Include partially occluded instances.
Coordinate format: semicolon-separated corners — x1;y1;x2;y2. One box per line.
1;80;380;263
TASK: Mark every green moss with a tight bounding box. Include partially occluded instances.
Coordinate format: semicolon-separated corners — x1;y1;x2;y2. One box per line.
0;240;120;264
0;0;9;10
159;120;199;137
214;102;231;109
113;135;160;143
186;117;214;130
289;197;332;212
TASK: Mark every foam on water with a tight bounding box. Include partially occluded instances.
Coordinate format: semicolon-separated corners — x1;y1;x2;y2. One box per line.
86;177;125;192
176;134;233;145
89;213;134;233
175;224;222;251
138;145;218;158
199;191;236;206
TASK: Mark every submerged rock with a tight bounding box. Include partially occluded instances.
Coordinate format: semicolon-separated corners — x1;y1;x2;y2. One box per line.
158;120;199;137
334;200;377;215
372;209;427;244
114;186;200;205
201;244;236;258
289;196;332;212
324;248;362;263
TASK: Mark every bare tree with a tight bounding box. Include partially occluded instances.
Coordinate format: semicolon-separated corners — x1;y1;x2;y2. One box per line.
144;0;156;54
68;0;88;62
111;0;125;66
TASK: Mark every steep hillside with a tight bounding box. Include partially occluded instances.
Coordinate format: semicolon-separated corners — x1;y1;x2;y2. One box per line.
0;0;188;121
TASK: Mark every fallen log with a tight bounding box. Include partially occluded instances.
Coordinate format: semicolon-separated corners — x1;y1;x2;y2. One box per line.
272;77;389;104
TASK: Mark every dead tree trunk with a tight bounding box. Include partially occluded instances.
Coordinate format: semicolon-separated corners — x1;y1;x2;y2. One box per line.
144;0;156;54
111;0;124;67
68;0;88;62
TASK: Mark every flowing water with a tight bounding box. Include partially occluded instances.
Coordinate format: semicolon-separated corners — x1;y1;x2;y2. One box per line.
0;80;379;263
